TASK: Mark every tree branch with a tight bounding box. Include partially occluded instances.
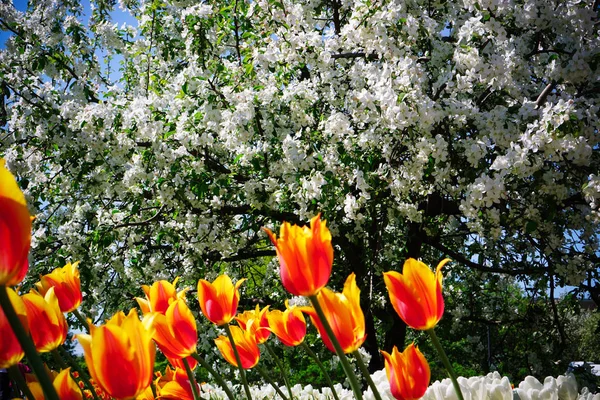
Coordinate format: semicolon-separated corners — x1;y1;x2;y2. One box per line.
535;81;556;107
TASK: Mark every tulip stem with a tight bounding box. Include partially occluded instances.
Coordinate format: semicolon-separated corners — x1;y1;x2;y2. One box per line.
72;308;90;333
0;285;60;400
58;345;100;400
264;341;295;400
256;364;290;400
223;324;253;400
308;295;363;400
352;350;383;400
427;329;464;400
191;352;236;400
8;365;35;400
183;357;202;400
51;349;67;369
300;342;340;400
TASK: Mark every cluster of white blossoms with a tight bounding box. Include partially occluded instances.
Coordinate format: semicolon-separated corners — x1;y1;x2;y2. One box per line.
0;0;599;315
196;371;600;400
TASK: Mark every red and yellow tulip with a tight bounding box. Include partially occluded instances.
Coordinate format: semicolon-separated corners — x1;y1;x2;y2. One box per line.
383;258;450;330
152;298;198;359
381;343;430;400
263;214;333;296
157;367;197;400
235;304;270;344
22;287;68;352
136;278;186;315
214;324;260;369
35;261;83;313
76;308;156;399
266;301;307;347
0;158;32;286
197;275;245;326
303;273;366;354
53;368;83;400
0;287;28;368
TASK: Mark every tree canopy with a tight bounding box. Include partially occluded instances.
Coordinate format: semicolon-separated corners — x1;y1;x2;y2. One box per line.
1;0;599;376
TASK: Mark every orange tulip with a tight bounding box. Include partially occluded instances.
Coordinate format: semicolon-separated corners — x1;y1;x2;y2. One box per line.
136;278;187;314
383;258;450;331
235;304;270;344
152;298;198;358
266;301;306;347
381;344;430;400
263;214;333;296
53;368;83;400
157;367;197;400
197;275;245;326
303;273;366;354
0;287;28;368
0;158;32;286
76;308;156;399
214;325;260;369
35;261;82;313
22;287;68;352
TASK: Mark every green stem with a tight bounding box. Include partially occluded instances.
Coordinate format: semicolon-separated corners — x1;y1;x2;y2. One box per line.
264;341;294;400
255;364;289;400
72;309;90;333
308;295;363;400
223;324;253;400
0;286;60;400
151;379;157;399
183;357;202;400
8;365;35;400
353;350;383;400
51;349;67;369
191;352;236;400
300;342;340;400
427;329;464;400
58;346;100;400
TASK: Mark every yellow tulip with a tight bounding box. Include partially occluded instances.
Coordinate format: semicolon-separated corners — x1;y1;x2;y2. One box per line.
266;301;306;347
381;343;430;400
35;261;83;313
22;287;68;352
0;158;32;286
0;287;28;368
383;258;450;330
76;308;156;399
197;275;245;326
263;214;333;296
303;273;366;354
214;325;260;369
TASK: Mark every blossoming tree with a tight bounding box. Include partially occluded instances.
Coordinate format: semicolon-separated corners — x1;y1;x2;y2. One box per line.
1;0;599;373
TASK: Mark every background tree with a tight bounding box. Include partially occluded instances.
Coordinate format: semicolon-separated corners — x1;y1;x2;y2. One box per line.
1;0;599;377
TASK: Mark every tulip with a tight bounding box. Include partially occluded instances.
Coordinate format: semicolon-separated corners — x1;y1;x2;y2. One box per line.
152;298;198;358
383;258;450;330
235;304;270;344
214;324;260;369
0;158;32;286
263;214;333;296
53;368;83;400
35;261;82;313
267;301;306;347
381;344;430;400
197;275;245;326
76;308;156;399
22;288;68;352
157;367;198;400
303;273;366;354
0;287;28;368
136;278;186;314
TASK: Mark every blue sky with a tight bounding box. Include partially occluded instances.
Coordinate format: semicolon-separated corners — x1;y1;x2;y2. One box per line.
1;0;137;49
